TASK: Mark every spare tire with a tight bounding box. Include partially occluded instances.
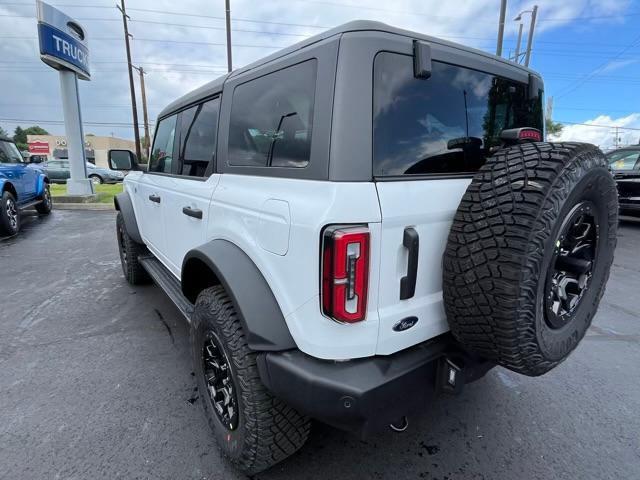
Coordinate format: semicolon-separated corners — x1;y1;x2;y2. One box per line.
443;142;618;377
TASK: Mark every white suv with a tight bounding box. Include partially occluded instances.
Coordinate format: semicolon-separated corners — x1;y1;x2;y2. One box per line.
110;21;618;474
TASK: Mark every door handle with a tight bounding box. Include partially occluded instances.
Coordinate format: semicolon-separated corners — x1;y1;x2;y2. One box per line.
148;194;161;203
400;227;419;300
182;206;203;219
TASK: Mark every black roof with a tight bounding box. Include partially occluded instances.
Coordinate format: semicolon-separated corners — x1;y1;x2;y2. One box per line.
159;20;538;119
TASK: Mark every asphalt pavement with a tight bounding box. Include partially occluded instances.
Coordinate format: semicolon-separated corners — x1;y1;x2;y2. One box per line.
1;210;639;480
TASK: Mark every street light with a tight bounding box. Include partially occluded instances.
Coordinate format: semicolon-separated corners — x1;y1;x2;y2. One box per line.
513;6;538;67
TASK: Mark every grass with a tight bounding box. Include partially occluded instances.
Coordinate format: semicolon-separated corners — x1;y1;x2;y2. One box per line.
50;183;123;203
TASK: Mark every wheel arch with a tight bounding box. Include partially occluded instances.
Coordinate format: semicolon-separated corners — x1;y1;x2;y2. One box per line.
0;179;18;200
114;191;143;244
182;239;297;352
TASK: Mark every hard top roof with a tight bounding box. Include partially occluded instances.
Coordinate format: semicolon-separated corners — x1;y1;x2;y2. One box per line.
158;20;539;119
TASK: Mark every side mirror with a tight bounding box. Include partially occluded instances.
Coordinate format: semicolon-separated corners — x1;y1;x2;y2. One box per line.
30;156;43;164
108;149;137;171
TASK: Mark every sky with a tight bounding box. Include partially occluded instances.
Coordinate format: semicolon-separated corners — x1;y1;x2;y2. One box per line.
0;0;639;149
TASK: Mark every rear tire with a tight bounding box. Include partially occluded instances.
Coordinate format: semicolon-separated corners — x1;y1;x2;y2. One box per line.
0;191;20;236
116;211;150;284
35;184;52;214
443;142;618;376
191;286;310;475
89;175;103;185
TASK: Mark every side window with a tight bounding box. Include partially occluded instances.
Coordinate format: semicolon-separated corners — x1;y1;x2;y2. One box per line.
149;114;178;174
373;53;543;176
177;97;220;177
0;141;24;164
609;151;640;171
228;59;317;168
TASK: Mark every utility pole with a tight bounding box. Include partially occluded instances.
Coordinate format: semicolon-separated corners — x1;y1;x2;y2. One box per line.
117;0;142;161
132;65;150;159
225;0;232;72
496;0;507;57
524;5;538;67
514;22;523;62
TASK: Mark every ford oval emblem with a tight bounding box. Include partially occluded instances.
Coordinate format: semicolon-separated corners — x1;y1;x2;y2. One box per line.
393;316;418;332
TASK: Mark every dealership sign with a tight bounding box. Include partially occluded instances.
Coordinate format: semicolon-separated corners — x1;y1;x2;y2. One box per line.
36;0;90;80
27;141;50;155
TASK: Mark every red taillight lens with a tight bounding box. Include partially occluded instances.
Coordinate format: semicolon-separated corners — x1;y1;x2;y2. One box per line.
518;128;542;141
321;226;370;323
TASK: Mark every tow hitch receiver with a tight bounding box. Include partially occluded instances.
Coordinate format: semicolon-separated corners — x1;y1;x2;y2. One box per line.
437;357;464;395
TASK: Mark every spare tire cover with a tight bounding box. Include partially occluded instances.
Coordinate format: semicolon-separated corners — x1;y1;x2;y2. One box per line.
443;142;618;376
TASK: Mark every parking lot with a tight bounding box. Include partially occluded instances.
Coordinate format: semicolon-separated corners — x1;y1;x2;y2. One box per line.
1;209;639;480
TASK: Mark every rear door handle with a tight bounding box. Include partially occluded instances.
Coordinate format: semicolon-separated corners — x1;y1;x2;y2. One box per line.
182;206;203;219
148;194;161;203
400;227;419;300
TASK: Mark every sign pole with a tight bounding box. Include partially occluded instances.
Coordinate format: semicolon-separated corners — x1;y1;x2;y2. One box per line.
36;0;94;197
59;70;92;195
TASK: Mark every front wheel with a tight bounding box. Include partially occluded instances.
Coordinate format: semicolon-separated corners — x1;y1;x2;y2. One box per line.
116;212;150;284
35;184;52;214
0;191;20;236
191;286;310;475
89;175;103;185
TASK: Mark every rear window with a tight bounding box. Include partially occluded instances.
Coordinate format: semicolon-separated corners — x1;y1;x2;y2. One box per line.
228;59;317;169
373;52;543;177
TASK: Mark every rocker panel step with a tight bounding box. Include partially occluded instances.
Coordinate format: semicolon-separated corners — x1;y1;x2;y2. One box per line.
139;255;193;322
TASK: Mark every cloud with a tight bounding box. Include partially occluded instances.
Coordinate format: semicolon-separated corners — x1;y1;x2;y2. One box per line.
549;113;640;150
599;59;638;74
0;0;635;140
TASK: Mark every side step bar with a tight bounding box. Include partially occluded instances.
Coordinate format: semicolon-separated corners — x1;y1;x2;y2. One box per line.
139;255;194;322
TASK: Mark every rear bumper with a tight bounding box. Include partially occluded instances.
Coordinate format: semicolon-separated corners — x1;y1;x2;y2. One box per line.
257;334;494;437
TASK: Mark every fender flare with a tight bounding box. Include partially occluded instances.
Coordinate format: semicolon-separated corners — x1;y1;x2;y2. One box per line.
182;240;297;351
35;173;49;197
113;191;143;244
0;178;16;198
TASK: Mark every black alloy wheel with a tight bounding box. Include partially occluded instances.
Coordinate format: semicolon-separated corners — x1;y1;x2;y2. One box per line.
202;331;239;431
544;201;599;329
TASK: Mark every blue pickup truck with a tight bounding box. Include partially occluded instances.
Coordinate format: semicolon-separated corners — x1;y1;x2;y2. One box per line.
0;136;52;236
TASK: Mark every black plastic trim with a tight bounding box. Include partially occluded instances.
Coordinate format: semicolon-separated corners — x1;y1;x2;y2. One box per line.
257;334;494;437
182;240;297;351
113;191;142;244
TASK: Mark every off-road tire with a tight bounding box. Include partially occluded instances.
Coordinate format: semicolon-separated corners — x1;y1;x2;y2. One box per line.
0;191;20;236
35;184;52;214
443;142;618;376
116;211;150;284
191;286;310;475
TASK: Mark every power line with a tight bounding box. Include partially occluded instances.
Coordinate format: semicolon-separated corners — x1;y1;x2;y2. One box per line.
558;120;640;131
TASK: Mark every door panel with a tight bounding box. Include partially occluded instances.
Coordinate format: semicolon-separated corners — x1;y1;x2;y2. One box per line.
135;174;167;260
157;175;220;276
375;179;471;355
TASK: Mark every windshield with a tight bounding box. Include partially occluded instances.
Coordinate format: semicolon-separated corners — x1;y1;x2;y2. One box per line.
373;53;543;176
607;150;640;171
0;140;24;164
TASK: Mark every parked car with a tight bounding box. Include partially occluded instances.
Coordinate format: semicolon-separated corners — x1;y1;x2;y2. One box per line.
110;21;618;474
607;146;640;216
45;159;124;184
0;136;52;235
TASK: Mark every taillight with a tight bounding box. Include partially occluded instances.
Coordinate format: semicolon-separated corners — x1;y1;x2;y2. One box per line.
321;225;370;323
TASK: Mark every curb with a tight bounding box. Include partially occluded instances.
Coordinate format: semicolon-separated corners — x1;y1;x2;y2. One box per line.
53;202;114;211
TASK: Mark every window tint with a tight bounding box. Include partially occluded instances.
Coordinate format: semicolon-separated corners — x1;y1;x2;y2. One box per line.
178;98;219;177
0;141;23;164
228;59;317;168
608;150;640;171
149;114;177;174
373;53;543;176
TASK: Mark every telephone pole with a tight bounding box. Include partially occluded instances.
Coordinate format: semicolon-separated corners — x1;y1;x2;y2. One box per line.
524;5;538;67
132;65;150;159
117;0;142;160
225;0;232;72
496;0;507;57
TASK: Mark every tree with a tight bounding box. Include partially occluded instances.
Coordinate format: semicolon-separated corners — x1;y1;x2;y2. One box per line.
0;126;8;138
13;125;49;151
545;118;564;137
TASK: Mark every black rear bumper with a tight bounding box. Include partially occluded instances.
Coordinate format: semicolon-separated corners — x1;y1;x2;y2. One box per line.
257;334;493;437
